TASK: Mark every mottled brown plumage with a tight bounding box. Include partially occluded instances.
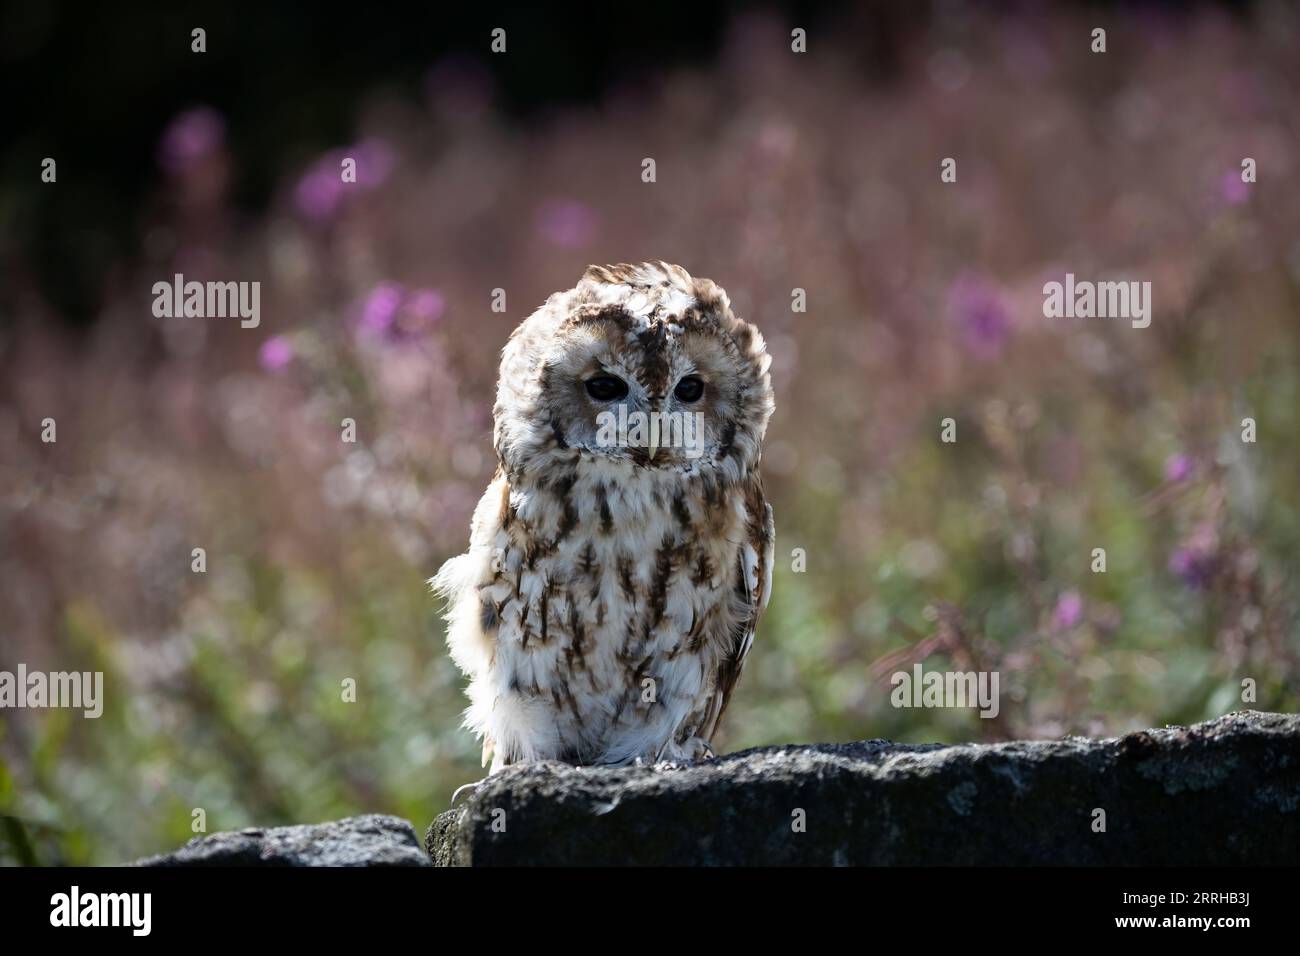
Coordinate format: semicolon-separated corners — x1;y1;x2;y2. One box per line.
434;262;774;770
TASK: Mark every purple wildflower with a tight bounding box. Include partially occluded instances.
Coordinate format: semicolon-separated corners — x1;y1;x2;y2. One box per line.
361;282;405;333
1218;170;1249;205
1163;453;1193;482
1168;524;1219;589
295;166;344;220
158;107;225;175
295;139;397;221
1051;591;1084;630
258;336;294;372
406;289;446;325
1168;548;1213;588
947;273;1010;360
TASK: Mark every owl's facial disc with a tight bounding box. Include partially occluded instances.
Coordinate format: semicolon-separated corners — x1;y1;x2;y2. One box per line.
495;265;771;483
574;366;710;465
537;322;741;469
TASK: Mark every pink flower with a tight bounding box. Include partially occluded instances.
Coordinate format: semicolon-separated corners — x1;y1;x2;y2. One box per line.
1163;453;1193;482
1168;523;1219;589
1169;548;1212;588
947;273;1010;360
258;335;294;372
295;166;344;220
295;139;397;221
1218;170;1249;205
361;282;404;332
158;107;225;175
406;289;446;325
1051;591;1084;629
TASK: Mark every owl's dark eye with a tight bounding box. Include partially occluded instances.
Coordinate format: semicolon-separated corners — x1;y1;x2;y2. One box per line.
673;376;704;403
585;375;629;401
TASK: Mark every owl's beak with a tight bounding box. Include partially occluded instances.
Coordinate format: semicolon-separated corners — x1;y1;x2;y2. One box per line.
644;395;664;462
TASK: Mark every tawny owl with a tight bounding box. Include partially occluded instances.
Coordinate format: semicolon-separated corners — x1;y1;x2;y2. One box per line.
433;261;774;773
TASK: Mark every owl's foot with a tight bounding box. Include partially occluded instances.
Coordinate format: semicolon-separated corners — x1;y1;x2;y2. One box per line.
450;777;488;806
684;737;717;761
644;736;717;770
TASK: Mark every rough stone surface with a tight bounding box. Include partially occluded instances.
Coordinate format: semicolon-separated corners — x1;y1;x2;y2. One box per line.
426;711;1300;865
134;814;430;867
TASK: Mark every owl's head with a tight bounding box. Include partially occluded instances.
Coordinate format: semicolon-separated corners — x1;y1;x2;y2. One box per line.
494;262;774;483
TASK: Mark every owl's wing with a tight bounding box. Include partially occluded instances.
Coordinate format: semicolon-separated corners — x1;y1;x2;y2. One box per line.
699;475;774;743
431;468;512;768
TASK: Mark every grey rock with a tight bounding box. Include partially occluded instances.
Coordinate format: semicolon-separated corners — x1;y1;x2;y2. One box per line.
135;814;430;867
426;710;1300;865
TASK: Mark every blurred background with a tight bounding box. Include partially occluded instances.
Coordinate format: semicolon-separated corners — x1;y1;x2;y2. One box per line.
2;0;1298;864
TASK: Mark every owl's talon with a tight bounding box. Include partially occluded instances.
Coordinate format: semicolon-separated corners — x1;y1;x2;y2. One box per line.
678;736;717;762
450;777;487;806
